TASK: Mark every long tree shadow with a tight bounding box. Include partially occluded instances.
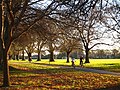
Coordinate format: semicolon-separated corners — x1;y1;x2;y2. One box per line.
103;63;120;69
0;65;22;71
1;64;78;76
33;62;71;67
9;64;79;75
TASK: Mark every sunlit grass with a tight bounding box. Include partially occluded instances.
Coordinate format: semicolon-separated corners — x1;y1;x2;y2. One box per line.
9;59;72;68
9;59;120;72
84;59;120;72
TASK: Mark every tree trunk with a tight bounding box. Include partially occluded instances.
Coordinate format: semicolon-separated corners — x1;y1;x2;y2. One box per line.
8;54;12;60
12;54;15;60
3;49;10;87
0;56;2;65
1;3;11;86
0;0;2;65
28;52;32;62
49;51;54;62
66;52;70;63
16;54;19;60
85;48;90;63
0;49;2;65
37;51;41;61
0;40;3;66
22;50;25;60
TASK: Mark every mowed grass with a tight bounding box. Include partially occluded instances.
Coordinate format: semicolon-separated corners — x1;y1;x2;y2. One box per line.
0;59;120;89
30;59;120;73
84;59;120;72
11;59;120;73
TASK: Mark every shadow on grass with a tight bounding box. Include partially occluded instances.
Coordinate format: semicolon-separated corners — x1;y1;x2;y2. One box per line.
33;62;71;67
9;64;79;75
0;65;22;71
85;63;120;72
103;63;114;65
103;63;120;68
96;84;120;90
9;66;22;71
1;63;78;75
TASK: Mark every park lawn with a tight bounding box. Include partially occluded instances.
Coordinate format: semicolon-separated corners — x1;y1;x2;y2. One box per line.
9;59;120;72
84;59;120;72
0;59;120;89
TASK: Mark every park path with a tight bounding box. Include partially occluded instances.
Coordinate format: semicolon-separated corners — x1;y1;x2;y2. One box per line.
11;62;120;76
75;67;120;76
32;62;120;76
59;66;120;76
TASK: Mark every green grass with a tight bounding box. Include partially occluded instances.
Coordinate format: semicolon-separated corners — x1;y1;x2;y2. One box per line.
9;59;120;72
84;59;120;72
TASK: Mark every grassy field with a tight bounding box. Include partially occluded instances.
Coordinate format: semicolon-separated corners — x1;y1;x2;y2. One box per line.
11;59;120;72
83;59;120;72
30;59;120;72
0;59;120;90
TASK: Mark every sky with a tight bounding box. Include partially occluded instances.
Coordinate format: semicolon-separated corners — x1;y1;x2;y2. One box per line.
33;0;120;50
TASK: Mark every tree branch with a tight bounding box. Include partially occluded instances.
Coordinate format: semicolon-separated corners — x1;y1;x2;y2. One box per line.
89;43;114;50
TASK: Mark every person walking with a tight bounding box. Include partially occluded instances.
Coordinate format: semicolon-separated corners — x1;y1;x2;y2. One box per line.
80;56;84;67
71;57;75;68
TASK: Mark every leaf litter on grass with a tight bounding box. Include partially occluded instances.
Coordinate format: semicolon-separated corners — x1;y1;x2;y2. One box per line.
0;71;120;90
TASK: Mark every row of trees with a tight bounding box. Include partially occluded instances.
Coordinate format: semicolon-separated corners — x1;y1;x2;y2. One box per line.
8;20;82;62
90;49;120;59
0;0;119;87
40;49;120;59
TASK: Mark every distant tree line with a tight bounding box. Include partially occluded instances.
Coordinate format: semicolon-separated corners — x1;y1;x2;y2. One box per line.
42;49;120;59
89;49;120;59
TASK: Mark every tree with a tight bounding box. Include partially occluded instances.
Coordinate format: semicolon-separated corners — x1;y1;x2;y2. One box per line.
0;0;2;65
74;7;112;63
36;40;46;61
46;26;59;62
0;0;103;87
12;32;29;61
24;30;36;62
97;49;105;59
32;20;48;61
112;49;119;58
59;35;82;63
53;1;106;63
0;0;59;86
100;0;120;46
9;43;21;60
0;0;32;86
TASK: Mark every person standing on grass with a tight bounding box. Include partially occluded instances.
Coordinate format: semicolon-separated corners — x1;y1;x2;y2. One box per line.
80;56;84;67
71;57;75;68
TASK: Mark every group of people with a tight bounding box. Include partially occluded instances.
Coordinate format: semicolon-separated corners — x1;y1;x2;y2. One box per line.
71;56;84;68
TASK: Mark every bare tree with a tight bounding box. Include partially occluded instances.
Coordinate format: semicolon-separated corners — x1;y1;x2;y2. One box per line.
34;32;47;61
54;15;83;63
44;20;60;62
100;0;120;45
9;43;22;60
0;0;102;86
112;49;119;58
0;0;2;65
69;8;110;63
59;32;82;63
0;0;58;86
